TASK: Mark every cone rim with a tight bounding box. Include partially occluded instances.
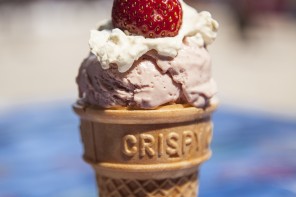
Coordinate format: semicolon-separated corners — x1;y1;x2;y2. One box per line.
73;101;218;124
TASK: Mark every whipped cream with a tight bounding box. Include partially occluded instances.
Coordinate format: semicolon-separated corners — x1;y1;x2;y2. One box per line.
89;0;219;73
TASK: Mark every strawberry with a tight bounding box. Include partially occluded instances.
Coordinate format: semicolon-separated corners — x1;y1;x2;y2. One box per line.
112;0;183;38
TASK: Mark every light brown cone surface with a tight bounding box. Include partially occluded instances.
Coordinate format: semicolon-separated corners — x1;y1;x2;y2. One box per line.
73;103;217;197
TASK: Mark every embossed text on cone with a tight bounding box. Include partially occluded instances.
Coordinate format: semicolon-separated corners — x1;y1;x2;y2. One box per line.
73;104;217;197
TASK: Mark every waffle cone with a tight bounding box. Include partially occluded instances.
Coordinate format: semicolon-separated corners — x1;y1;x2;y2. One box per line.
73;103;217;197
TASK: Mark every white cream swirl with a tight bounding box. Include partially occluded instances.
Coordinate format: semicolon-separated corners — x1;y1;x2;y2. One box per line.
89;0;219;73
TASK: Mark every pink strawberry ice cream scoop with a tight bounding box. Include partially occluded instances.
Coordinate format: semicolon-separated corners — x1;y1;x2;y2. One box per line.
76;0;218;109
77;37;217;109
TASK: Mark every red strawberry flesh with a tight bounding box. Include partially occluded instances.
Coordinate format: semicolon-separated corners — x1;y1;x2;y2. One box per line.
112;0;183;38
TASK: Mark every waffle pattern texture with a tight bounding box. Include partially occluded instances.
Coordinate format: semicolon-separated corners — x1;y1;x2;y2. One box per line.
97;172;198;197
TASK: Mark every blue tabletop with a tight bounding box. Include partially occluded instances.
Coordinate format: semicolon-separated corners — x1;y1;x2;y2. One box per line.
0;102;295;197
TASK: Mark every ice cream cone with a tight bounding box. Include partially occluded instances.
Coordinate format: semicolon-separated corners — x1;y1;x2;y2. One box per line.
73;102;217;197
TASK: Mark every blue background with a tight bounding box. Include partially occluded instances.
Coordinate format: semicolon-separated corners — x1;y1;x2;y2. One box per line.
0;102;296;197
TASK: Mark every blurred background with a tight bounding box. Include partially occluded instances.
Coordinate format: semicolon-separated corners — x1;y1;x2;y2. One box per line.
1;0;296;117
0;0;296;196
